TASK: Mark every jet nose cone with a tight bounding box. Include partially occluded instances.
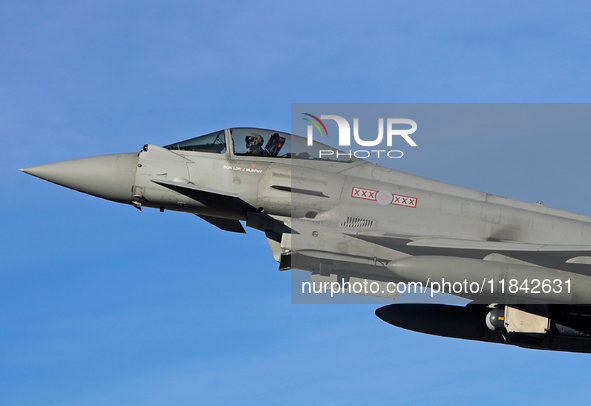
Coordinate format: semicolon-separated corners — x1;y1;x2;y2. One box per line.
21;152;139;203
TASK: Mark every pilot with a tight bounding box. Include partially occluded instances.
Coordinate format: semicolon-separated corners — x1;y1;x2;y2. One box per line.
245;133;264;155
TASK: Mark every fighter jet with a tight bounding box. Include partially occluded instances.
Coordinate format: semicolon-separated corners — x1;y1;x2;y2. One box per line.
20;127;591;353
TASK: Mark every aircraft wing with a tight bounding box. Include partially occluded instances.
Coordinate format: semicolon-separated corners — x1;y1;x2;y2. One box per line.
408;237;591;254
347;231;591;265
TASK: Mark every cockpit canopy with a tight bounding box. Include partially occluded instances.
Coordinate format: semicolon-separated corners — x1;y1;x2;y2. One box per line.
164;130;227;153
164;128;356;162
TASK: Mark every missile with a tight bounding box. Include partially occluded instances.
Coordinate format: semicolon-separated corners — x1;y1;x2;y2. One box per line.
387;256;591;304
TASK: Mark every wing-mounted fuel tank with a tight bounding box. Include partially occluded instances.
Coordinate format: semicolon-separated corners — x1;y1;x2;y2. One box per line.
376;303;591;354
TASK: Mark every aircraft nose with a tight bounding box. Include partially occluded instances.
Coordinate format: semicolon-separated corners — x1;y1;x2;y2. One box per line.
20;152;139;204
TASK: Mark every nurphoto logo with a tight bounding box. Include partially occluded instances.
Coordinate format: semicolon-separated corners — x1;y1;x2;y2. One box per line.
303;113;418;159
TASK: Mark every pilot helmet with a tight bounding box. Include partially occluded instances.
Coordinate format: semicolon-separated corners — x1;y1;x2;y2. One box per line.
245;133;263;148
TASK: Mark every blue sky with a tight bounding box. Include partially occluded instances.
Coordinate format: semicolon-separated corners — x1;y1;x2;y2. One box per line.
2;1;591;405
